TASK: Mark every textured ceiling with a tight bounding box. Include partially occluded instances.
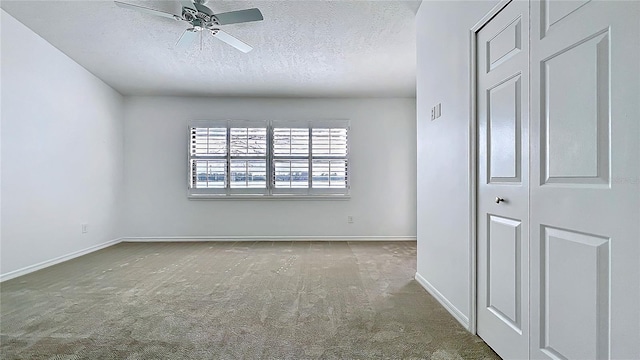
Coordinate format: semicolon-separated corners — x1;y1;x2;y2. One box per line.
1;0;420;97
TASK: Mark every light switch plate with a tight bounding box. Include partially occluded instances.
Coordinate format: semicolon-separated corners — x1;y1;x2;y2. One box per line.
431;103;442;120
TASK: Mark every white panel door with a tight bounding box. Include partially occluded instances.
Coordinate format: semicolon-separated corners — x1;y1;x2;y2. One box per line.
530;0;640;359
476;1;530;358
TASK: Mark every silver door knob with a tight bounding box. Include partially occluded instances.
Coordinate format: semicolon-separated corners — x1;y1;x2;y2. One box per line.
495;197;505;204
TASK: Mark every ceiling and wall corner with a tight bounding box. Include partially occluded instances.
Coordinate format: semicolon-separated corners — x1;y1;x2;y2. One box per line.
0;0;421;98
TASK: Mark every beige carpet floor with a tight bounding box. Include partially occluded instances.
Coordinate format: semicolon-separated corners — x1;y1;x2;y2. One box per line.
1;241;499;359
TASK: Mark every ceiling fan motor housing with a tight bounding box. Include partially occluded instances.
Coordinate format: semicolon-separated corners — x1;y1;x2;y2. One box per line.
194;3;212;17
182;3;218;27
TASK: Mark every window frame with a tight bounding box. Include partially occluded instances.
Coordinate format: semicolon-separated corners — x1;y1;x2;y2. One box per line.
187;119;350;199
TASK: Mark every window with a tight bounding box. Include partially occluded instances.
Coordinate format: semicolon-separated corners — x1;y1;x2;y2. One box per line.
189;120;349;198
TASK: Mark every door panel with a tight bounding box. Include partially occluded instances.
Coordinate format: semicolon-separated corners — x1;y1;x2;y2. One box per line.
476;1;529;358
530;1;640;358
541;226;609;360
488;17;523;71
489;75;522;182
541;0;591;38
541;30;609;184
488;215;522;330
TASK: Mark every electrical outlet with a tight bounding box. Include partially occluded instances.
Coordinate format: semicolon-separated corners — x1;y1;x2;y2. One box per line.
81;223;88;234
431;108;435;120
347;216;354;224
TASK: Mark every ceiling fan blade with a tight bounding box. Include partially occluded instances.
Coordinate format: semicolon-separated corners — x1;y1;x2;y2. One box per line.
176;29;199;48
114;1;179;19
178;0;195;10
212;30;253;53
213;8;263;25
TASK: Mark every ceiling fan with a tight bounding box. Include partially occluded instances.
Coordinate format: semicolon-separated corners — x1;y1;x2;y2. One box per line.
114;0;263;53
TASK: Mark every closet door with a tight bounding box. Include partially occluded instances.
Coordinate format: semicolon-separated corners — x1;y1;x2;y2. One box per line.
529;1;640;358
476;1;530;358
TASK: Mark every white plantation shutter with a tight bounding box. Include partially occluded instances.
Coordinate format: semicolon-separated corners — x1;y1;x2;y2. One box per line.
188;119;349;198
190;121;227;194
189;120;268;196
310;121;349;194
191;128;227;156
272;121;310;194
311;128;348;157
271;120;349;196
228;124;267;193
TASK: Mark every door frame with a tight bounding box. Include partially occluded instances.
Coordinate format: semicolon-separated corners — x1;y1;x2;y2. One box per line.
467;0;513;335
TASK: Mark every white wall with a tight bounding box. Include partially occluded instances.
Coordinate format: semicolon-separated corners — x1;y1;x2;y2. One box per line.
123;96;416;239
0;10;124;276
415;0;499;326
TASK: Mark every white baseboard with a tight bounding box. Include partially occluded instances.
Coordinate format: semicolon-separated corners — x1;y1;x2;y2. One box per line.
0;238;122;282
122;235;416;242
415;271;470;329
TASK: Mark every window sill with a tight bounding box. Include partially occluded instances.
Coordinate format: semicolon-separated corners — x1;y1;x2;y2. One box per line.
188;194;351;201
